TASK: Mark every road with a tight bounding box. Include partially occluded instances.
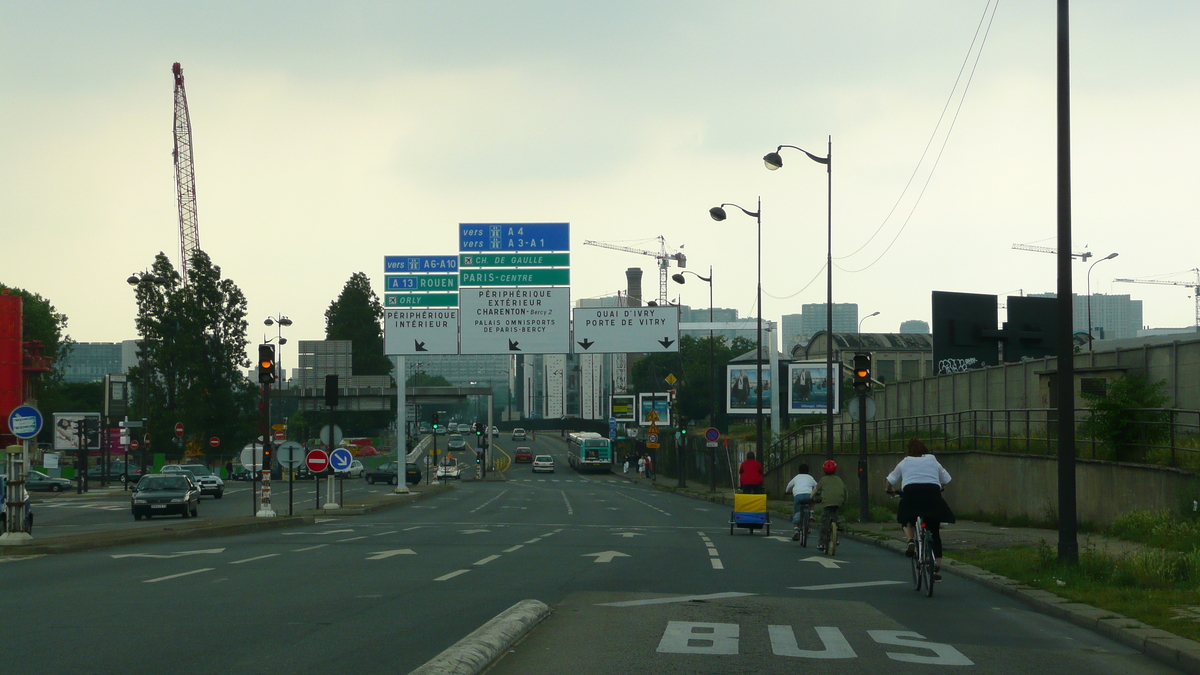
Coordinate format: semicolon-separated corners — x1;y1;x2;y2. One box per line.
0;434;1181;674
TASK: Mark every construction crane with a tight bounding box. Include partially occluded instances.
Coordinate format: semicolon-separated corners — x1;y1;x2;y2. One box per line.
172;62;200;285
1115;269;1200;327
583;236;686;305
1011;243;1092;261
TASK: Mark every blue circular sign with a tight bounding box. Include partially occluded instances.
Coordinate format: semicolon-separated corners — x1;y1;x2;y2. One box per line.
329;447;354;472
8;405;43;440
704;427;720;443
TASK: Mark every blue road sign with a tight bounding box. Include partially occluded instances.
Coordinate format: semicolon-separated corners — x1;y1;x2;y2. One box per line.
609;416;617;440
383;256;459;273
329;447;354;472
8;405;43;440
459;223;570;252
704;427;720;443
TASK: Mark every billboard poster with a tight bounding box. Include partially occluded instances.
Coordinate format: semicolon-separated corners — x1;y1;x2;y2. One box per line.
53;412;101;452
726;365;773;415
788;361;841;415
638;393;671;426
611;394;636;422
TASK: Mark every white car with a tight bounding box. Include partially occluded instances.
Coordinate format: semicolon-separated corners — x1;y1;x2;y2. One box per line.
162;464;225;498
436;458;463;480
532;455;555;473
447;434;468;451
491;426;499;437
335;459;364;478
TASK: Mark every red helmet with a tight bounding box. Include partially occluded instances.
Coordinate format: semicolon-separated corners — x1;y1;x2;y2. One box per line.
823;460;838;473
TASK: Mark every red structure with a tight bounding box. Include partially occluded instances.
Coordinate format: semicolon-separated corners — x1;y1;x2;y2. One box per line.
0;291;55;445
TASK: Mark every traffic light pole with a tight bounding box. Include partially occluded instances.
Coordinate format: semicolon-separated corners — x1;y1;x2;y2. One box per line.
852;352;872;523
256;380;276;518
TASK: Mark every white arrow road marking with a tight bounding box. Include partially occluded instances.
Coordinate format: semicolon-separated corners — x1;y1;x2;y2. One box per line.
281;529;354;536
791;580;905;591
765;535;796;543
614;532;644;538
800;556;849;569
113;548;225;559
460;529;490;534
599;592;757;607
366;549;416;560
143;568;214;583
583;551;630;563
230;554;279;565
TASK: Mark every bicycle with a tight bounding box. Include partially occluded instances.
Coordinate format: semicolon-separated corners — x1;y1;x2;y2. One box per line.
792;500;812;547
912;515;936;597
827;515;840;556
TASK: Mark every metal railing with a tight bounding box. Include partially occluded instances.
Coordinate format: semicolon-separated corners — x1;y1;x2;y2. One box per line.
764;408;1200;472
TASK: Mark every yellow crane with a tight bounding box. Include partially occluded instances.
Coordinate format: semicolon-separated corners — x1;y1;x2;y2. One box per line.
1115;269;1200;327
583;236;686;305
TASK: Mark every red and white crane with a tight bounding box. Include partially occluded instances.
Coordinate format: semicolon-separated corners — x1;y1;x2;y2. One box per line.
172;62;200;284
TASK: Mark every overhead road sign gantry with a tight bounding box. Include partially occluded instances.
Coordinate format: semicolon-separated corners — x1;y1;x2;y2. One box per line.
384;293;459;308
572;307;680;353
385;274;459;292
460;269;569;287
459;223;570;252
460;253;569;268
384;255;459;272
459;287;571;354
384;308;459;355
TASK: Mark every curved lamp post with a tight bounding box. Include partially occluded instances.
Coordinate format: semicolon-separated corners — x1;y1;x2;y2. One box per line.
674;267;717;491
858;311;880;333
1086;253;1118;348
765;139;834;460
264;315;293;384
709;200;764;462
126;272;168;478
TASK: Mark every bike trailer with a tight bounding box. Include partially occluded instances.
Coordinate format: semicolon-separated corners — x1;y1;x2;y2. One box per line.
730;493;770;535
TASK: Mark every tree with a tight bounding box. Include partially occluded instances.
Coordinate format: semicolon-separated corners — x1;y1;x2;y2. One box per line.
325;272;392;377
129;252;259;462
630;334;755;427
407;372;452;387
1079;374;1170;463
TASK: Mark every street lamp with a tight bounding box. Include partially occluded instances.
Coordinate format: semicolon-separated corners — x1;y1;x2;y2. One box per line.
1086;253;1119;348
709;200;764;461
126;272;168;477
264;315;293;385
765;139;834;460
674;267;717;491
858;311;880;333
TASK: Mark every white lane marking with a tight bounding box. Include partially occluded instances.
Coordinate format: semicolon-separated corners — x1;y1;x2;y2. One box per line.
711;559;725;569
372;530;398;537
366;549;416;560
474;555;501;566
337;536;368;542
561;490;573;515
616;491;671;516
291;544;328;552
460;529;490;535
598;592;757;607
470;489;510;513
791;581;905;591
112;548;224;559
282;528;354;536
144;568;214;583
614;532;644;538
315;518;338;523
705;542;716;548
708;549;720;557
583;550;630;563
403;525;423;531
525;537;542;544
503;544;524;553
800;556;848;569
230;554;280;565
435;569;470;581
0;555;45;564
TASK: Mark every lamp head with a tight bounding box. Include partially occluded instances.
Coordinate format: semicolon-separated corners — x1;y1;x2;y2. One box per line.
1104;252;1119;261
280;317;293;327
264;317;275;327
708;206;727;222
278;337;288;345
763;151;783;170
671;273;686;284
647;301;658;307
127;275;140;286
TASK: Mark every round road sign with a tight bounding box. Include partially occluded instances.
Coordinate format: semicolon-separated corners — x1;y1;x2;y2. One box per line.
174;422;184;437
704;427;720;443
329;447;353;472
273;429;285;441
847;396;877;422
239;444;262;471
129;440;139;450
305;449;330;473
8;405;43;440
209;437;220;448
276;441;304;469
647;433;659;444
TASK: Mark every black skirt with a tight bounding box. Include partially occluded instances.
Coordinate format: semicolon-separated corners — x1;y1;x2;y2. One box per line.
897;483;956;525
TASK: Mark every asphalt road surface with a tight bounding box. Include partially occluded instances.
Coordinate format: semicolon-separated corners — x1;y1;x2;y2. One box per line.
0;434;1182;675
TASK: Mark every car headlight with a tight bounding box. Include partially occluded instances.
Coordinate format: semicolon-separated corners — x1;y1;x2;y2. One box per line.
170;498;184;503
134;499;147;504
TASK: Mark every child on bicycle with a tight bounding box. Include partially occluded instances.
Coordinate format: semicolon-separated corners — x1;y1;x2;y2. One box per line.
885;438;955;581
813;460;846;552
784;463;818;541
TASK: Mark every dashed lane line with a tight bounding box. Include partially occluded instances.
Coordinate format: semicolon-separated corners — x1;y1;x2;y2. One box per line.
144;568;214;583
503;544;524;553
598;592;757;607
291;544;328;552
435;569;471;581
372;530;398;536
469;488;510;514
561;490;574;515
230;554;280;565
616;490;672;517
474;555;501;566
337;536;368;542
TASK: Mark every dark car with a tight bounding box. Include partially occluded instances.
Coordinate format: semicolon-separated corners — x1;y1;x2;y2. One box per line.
405;462;422;485
514;447;534;463
364;461;399;485
25;470;73;492
130;474;200;520
86;461;147;486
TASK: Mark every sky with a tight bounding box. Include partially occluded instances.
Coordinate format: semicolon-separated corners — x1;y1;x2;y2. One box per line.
3;1;1198;371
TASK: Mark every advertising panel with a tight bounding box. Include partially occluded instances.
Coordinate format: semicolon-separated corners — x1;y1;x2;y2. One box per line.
638;392;671;427
726;365;773;415
53;412;101;452
610;394;636;422
788;361;841;415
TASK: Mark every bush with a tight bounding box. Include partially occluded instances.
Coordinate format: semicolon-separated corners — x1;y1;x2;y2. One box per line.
1079;375;1170;463
1110;509;1200;552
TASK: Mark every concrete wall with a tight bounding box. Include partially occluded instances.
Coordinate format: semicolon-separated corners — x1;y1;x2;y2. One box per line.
766;450;1197;528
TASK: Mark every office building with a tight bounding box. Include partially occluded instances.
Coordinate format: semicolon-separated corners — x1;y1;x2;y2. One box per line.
800;303;859;339
62;342;126;383
900;319;930;334
1028;293;1142;341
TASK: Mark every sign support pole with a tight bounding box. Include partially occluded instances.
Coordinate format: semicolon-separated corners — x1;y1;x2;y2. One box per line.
393;355;409;494
257;382;276;518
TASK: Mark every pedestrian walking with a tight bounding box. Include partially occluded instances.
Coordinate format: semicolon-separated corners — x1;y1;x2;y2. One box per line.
224;460;233;480
638;455;646;476
623;455;630;473
646;454;655;481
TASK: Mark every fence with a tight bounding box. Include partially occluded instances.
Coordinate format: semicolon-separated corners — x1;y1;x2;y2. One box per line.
764;408;1200;474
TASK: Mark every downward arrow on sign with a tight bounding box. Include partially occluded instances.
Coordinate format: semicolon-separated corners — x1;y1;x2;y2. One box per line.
366;549;416;560
658;337;675;348
583;550;630;563
800;555;849;569
414;340;427;352
577;338;594;350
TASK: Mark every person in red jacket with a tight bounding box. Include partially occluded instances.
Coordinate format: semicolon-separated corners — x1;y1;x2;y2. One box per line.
739;452;764;494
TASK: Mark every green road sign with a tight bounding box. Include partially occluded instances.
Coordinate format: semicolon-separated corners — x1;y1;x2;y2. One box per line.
459;268;570;287
385;274;459;291
385;293;459;307
459;253;570;268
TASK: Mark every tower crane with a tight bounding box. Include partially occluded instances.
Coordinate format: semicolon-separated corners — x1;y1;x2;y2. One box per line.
1115;269;1200;327
582;236;686;305
172;62;200;285
1011;243;1092;261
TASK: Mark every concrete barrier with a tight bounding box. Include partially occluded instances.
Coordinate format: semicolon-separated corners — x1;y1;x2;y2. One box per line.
409;599;550;675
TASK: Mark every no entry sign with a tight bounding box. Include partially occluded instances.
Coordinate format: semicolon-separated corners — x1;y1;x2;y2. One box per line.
129;440;139;450
209;437;220;448
305;449;329;473
274;429;285;441
175;422;184;437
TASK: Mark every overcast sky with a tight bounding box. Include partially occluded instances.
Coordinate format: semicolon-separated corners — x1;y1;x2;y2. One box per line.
3;2;1197;370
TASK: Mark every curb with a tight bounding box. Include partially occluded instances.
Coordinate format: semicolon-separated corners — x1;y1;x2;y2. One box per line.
409;599;551;675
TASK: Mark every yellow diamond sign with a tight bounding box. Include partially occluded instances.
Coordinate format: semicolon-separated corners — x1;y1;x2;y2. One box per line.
665;373;677;385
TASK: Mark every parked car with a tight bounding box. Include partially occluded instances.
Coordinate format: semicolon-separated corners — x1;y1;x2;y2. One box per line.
514;447;534;463
532;455;555;473
491;426;499;437
25;470;72;492
447;434;468;451
130;474;200;520
364;461;399;485
511;428;527;441
405;462;422;485
335;459;364;478
86;461;146;486
163;464;224;498
436;457;463;480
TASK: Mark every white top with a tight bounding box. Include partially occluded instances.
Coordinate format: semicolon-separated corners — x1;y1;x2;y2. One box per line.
887;455;952;489
785;473;819;496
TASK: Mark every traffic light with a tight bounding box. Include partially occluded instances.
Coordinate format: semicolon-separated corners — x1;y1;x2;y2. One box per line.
474;422;483;437
258;344;276;383
853;352;872;389
262;444;273;471
431;413;439;431
324;374;339;407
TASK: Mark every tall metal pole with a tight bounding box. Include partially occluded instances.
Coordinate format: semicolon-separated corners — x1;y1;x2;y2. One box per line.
755;198;764;461
1056;0;1078;564
709;266;716;493
825;136;835;461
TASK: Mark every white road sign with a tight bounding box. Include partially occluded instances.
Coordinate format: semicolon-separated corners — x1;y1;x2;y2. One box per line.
572;307;680;353
384;309;459;355
459;287;571;354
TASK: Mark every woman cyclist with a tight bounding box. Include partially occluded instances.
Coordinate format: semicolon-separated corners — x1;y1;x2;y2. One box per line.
885;438;955;581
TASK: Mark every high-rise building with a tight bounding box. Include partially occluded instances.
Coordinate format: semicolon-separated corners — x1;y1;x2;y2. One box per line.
1027;293;1142;340
62;342;125;383
801;303;858;338
781;313;804;347
899;319;930;334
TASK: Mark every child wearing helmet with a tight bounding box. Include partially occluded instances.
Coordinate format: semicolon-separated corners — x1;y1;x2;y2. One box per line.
813;460;846;552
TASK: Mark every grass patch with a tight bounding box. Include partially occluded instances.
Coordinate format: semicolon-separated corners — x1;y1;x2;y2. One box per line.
952;543;1200;642
1111;510;1200;552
